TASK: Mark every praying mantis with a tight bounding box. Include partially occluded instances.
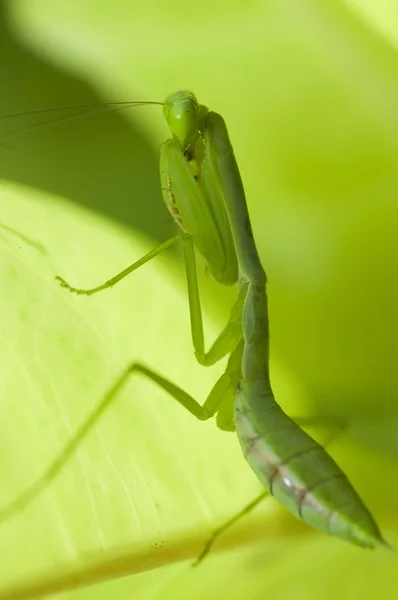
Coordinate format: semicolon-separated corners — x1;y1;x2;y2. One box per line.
0;90;388;561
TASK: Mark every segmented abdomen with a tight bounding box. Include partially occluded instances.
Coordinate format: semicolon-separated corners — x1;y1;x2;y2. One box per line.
235;282;385;548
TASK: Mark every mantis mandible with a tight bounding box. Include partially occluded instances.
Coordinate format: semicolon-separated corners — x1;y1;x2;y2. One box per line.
0;91;388;560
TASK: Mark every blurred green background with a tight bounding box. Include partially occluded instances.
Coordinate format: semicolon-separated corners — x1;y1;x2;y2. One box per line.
0;0;397;599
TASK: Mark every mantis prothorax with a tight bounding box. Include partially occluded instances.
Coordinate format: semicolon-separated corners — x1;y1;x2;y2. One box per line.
0;91;388;561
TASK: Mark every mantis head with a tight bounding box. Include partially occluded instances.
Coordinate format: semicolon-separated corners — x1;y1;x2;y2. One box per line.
163;90;200;149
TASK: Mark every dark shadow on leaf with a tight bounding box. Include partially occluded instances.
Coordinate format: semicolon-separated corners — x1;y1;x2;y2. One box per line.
0;6;174;243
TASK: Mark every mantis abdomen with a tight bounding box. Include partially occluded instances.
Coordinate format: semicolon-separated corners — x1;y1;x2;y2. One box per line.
234;282;385;548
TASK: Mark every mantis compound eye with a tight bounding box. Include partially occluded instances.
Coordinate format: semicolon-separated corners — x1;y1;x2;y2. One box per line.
163;90;200;148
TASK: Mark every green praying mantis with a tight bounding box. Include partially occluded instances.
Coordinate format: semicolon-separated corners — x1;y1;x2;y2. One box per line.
0;90;388;562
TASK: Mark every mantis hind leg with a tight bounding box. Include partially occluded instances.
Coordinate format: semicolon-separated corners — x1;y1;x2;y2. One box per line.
194;414;350;565
0;354;239;528
193;491;268;566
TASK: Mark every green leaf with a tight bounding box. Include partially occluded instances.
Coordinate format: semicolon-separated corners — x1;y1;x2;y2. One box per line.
1;0;397;598
0;184;267;597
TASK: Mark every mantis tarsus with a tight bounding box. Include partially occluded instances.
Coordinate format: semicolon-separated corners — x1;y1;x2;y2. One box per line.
0;90;388;561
